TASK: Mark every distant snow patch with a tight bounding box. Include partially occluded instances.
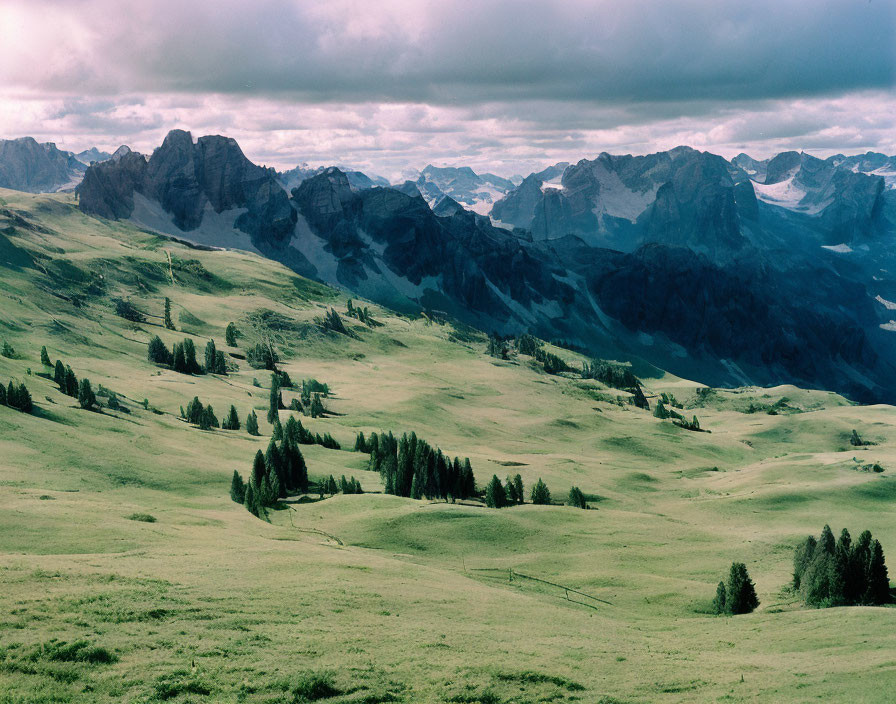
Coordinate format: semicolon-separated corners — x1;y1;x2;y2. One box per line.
822;243;853;253
875;295;896;310
752;176;831;215
880;321;896;332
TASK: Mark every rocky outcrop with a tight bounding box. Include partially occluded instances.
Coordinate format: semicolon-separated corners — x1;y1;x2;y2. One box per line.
77;129;295;243
0;137;86;193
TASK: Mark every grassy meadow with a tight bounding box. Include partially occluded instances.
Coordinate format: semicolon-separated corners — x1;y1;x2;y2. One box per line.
1;188;895;703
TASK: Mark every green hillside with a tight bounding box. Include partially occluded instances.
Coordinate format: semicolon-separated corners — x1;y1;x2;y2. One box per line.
1;188;894;703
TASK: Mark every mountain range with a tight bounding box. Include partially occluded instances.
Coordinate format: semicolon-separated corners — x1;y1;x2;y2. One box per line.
4;129;896;401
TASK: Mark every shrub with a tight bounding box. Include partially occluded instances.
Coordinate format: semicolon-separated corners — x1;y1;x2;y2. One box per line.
127;513;157;523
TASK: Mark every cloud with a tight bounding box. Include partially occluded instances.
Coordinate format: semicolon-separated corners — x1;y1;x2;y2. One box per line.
0;0;893;177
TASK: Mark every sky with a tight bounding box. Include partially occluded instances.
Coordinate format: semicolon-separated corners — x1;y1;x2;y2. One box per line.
1;0;894;180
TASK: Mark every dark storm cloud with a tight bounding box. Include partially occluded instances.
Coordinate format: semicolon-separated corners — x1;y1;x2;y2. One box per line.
3;0;894;105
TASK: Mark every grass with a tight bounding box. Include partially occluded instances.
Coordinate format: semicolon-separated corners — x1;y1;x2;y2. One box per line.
0;188;895;702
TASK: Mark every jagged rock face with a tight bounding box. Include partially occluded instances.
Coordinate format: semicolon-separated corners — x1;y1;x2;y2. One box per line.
0;137;86;193
731;153;768;182
78;129;295;243
641;150;745;255
748;151;885;242
75;150;148;219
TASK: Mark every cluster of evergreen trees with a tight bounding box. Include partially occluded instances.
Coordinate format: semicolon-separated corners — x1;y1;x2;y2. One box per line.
148;336;226;375
346;300;379;327
793;525;890;607
182;396;219;430
712;562;760;615
52;359;97;410
233;419;310;517
225;322;239;347
566;486;587;509
2;341;17;359
319;474;364;495
357;430;476;500
487;335;511;360
582;360;649;409
484;474;553;508
0;379;32;413
271;415;340;449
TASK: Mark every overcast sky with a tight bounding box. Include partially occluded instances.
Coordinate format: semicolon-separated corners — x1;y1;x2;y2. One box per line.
1;0;894;179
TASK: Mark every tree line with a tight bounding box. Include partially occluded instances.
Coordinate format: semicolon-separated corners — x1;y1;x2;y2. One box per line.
52;358;97;410
357;430;476;501
319;474;364;495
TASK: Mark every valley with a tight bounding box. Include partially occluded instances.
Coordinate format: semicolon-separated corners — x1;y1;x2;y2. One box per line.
2;188;895;703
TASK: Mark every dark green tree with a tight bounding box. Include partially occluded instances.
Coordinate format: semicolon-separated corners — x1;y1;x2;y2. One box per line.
653;400;670;419
484;475;507;508
792;535;817;590
252;450;267;486
54;359;65;388
864;540;890;605
567;486;587;509
77;378;97;410
230;471;245;503
268;373;281;425
64;366;78;397
712;581;727;615
164;297;175;330
148;335;172;365
511;474;524;504
40;345;51;367
172;343;187;373
246;410;260;436
530;478;552;505
225;322;238;346
185;396;204;425
725;562;759;615
222;405;240;430
182;338;201;374
199;404;218;430
310;393;325;419
244;481;259;517
205;339;218;373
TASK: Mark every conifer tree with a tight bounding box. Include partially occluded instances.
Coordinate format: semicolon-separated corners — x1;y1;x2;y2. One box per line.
205;339;218;373
148;335;172;365
849;530;873;603
222;405;241;430
40;346;51;367
244;481;259;516
792;535;817;590
268;372;281;425
182;338;201;374
186;396;204;424
77;378;97;410
164;297;175;330
327;475;338;494
462;458;476;499
252;449;267;486
199;404;218;430
831;529;852;605
310;393;325;418
725;562;759;614
512;474;524;505
246;410;260;436
485;475;507;508
265;440;284;493
65;366;78;397
230;471;246;503
272;418;283;441
54;359;65;389
864;540;890;605
215;350;227;375
0;382;5;406
340;475;350;493
712;581;727;615
354;431;367;452
172;343;186;373
269;470;283;502
530;478;552;505
653;400;670;419
567;486;587;509
225;322;238;346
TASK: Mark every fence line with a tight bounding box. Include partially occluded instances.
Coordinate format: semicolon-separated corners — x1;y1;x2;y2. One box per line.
466;566;612;607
